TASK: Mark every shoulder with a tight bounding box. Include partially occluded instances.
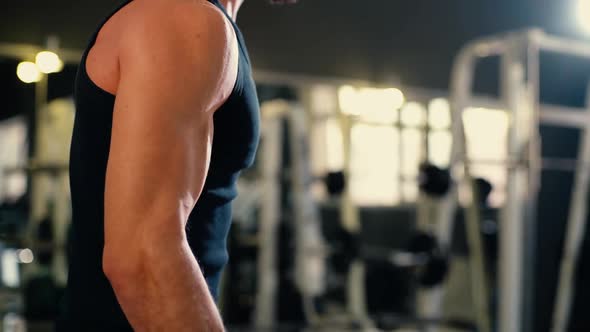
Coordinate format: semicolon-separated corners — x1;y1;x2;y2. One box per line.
120;0;235;64
126;0;232;35
116;0;239;111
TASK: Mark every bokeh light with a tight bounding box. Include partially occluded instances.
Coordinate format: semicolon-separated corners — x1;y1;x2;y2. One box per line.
16;248;34;264
400;102;427;127
338;86;405;119
428;98;451;129
576;0;590;35
16;61;42;83
35;51;64;74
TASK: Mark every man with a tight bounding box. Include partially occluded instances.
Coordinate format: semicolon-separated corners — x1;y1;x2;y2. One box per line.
58;0;295;330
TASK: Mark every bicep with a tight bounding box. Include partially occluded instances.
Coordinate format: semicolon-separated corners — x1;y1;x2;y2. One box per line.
104;84;213;245
104;33;220;249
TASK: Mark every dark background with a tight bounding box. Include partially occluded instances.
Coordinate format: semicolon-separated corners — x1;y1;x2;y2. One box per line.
0;0;588;87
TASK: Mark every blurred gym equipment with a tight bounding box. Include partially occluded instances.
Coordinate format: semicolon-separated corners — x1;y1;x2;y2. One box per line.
223;98;329;329
418;163;451;198
223;91;475;331
0;38;79;329
241;73;512;331
433;28;590;332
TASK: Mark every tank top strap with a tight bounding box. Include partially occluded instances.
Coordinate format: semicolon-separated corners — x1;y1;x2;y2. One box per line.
84;0;133;51
207;0;252;66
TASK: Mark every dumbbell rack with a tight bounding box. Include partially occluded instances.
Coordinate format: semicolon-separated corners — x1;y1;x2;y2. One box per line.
431;29;590;332
254;100;328;329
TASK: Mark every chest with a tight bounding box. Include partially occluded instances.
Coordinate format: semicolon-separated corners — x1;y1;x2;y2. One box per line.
84;9;129;95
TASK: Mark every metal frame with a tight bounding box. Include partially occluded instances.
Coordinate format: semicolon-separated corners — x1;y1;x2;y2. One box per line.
253;102;284;328
254;100;328;329
338;113;376;330
276;63;590;332
436;29;590;332
551;85;590;332
287;101;328;327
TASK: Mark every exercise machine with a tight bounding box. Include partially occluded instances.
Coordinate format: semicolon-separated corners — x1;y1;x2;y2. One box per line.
434;29;590;332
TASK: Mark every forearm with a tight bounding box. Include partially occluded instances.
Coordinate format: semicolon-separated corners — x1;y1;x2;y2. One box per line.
107;238;224;332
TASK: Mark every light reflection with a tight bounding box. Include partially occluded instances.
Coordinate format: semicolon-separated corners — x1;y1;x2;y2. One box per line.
16;61;42;83
36;51;64;74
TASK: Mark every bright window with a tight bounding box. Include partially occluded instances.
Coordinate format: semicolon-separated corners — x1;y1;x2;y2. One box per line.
0;117;28;203
309;85;509;207
350;123;399;205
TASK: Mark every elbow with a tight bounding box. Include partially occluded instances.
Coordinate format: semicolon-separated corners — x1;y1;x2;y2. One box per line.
103;263;130;292
102;245;147;291
207;318;225;332
212;323;225;332
102;228;183;288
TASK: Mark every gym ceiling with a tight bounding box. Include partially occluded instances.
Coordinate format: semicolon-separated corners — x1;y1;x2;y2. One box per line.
0;0;588;94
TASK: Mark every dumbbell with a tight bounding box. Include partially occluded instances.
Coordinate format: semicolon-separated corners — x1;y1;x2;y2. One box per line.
288;171;345;197
418;163;451;197
398;231;449;287
323;171;346;196
323;164;451;198
325;165;452;198
361;231;449;287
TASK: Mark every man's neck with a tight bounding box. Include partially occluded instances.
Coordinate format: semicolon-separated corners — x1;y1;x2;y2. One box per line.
218;0;242;20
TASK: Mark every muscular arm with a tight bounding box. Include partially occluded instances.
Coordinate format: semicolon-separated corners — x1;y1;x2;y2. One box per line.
102;4;237;331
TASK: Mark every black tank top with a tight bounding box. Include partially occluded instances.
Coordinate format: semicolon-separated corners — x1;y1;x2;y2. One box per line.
57;0;259;330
